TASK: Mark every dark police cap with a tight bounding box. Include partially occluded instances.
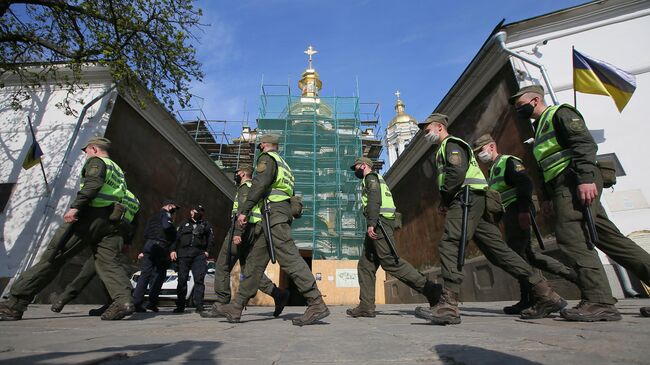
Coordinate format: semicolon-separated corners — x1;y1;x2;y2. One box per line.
162;199;180;208
237;164;253;175
349;156;373;170
509;85;544;105
259;134;280;144
81;137;111;151
193;204;205;212
418;113;449;129
472;134;495;152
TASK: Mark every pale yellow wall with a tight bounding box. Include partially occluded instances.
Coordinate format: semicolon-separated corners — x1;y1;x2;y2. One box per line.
228;260;386;306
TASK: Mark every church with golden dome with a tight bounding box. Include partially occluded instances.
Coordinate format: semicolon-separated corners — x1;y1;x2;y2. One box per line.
385;91;419;167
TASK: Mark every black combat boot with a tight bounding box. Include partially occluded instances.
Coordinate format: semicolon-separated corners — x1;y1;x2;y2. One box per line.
560;300;622;322
50;298;65;313
88;303;111;316
100;301;135;320
503;287;534;315
271;287;290;317
520;281;567;319
422;280;443;307
415;288;461;325
346;302;376;318
292;296;330;326
194;304;204;313
0;298;24;321
200;302;226;318
641;307;649;317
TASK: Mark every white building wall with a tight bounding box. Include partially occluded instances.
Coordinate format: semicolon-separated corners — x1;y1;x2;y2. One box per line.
0;80;116;280
507;7;650;238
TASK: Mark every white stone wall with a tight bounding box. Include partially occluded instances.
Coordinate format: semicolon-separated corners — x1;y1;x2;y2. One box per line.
0;81;116;279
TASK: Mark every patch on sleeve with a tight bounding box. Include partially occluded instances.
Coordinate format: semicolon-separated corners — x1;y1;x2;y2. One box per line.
367;178;380;191
568;118;587;133
449;150;462;165
84;160;103;177
256;160;267;173
513;162;526;172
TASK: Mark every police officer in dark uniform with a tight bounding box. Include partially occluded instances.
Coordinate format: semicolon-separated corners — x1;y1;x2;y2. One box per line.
50;189;140;316
0;137;134;321
414;113;566;325
132;200;179;312
472;134;578;314
510;85;650;321
214;134;329;326
170;205;214;313
347;157;441;318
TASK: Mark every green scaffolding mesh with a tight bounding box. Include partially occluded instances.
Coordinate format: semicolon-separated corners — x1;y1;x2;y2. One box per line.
257;90;365;259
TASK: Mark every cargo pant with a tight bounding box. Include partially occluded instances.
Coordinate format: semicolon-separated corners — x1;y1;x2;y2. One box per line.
439;190;544;294
213;223;275;304
549;169;650;304
10;207;132;309
235;201;321;306
358;216;427;306
502;204;574;281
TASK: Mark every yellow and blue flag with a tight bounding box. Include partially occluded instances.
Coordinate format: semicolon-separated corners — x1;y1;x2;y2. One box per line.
573;49;636;112
22;137;44;170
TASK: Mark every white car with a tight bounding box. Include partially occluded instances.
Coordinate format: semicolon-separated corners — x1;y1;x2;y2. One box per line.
130;269;195;306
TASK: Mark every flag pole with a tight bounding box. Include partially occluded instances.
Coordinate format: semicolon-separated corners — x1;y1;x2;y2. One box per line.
27;116;50;193
572;46;577;108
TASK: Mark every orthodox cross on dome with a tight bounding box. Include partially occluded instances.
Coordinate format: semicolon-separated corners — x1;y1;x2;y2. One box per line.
395;90;401;100
304;45;318;69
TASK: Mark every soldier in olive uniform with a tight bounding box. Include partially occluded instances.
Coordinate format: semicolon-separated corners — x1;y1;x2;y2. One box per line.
50;189;140;316
510;85;650;321
0;137;135;321
347;157;442;318
202;164;289;319
472;134;577;314
414;113;566;325
214;134;329;326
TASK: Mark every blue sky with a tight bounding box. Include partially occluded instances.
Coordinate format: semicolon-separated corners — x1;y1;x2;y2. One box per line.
187;0;589;167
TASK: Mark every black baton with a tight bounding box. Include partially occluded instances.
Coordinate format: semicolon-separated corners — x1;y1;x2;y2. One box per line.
261;198;277;264
529;208;546;251
583;205;597;250
457;185;470;271
376;219;399;264
226;213;237;271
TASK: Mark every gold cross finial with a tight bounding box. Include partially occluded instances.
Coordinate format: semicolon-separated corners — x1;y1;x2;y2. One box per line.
304;45;318;69
395;90;401;100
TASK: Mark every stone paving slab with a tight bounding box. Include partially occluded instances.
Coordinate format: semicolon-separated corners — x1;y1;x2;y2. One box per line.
0;299;649;365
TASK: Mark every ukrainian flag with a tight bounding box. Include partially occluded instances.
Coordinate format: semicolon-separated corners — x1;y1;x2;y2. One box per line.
22;138;44;170
573;49;636;112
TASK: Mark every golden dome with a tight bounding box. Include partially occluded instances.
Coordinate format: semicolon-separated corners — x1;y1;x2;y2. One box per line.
388;90;418;128
298;45;322;97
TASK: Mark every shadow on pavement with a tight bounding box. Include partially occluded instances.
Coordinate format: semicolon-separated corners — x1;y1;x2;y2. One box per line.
434;344;544;365
0;341;222;365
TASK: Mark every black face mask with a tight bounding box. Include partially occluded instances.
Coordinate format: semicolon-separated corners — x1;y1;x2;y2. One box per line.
516;102;534;120
193;213;203;221
354;169;364;179
169;207;177;214
234;174;242;185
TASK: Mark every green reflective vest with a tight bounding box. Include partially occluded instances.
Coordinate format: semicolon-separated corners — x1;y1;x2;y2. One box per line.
533;104;577;182
263;151;294;202
121;189;140;223
361;172;396;219
435;136;488;191
488;155;522;208
232;181;262;224
80;157;126;208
